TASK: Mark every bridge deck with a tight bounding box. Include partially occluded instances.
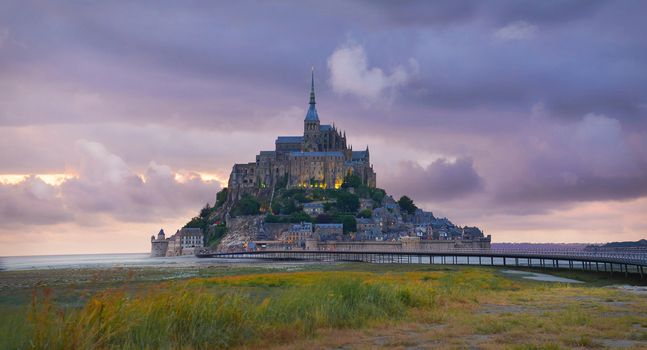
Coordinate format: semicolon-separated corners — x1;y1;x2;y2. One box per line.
197;249;647;278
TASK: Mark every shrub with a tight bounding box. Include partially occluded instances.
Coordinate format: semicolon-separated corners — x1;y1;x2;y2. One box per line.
215;188;228;208
398;195;417;215
231;195;261;216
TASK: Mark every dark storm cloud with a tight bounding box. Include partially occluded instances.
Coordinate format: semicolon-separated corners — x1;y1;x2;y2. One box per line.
488;113;647;206
499;175;647;204
2;0;646;130
382;157;484;202
368;0;604;27
1;0;647;216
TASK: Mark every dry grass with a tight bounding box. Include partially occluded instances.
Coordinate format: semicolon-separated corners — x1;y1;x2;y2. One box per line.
1;265;646;349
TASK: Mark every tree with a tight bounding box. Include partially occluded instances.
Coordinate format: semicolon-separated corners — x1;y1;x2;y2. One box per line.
231;195;261;216
398;195;417;215
335;191;360;213
206;224;228;247
341;173;362;189
199;203;213;218
315;213;333;223
184;216;207;232
339;215;357;234
215;188;228;208
357;209;372;218
271;201;283;215
289;211;312;223
282;200;297;215
370;188;386;205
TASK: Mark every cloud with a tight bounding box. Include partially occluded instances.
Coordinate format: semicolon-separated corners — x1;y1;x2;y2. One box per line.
0;176;73;226
494;21;538;41
0;140;220;227
0;28;8;48
494;113;647;204
382;157;484;202
327;42;418;101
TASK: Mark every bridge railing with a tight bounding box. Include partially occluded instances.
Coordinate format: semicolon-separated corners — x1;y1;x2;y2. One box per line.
201;247;647;266
245;247;647;265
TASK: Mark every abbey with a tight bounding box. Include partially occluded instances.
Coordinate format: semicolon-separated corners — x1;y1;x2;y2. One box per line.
228;72;377;191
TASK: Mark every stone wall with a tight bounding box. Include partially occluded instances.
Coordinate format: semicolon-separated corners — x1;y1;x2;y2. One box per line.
315;237;491;251
219;215;265;252
263;223;292;240
150;240;168;257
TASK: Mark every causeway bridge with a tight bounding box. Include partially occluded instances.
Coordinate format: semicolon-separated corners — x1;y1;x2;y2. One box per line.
197;248;647;278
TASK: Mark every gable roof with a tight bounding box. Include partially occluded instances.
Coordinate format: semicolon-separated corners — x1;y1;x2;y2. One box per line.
276;136;303;144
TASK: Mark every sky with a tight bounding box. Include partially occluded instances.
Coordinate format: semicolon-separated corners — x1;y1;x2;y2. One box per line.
1;1;646;256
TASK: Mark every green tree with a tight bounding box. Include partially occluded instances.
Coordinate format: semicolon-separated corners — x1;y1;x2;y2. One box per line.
339;215;357;234
199;203;213;218
315;213;333;223
335;191;360;213
370;188;386;205
265;214;283;223
282;200;298;215
398;195;417;215
184;216;207;232
341;173;362;189
206;224;228;247
271;201;283;215
289;211;312;223
231;195;261;216
215;188;228;208
357;209;372;218
275;174;288;189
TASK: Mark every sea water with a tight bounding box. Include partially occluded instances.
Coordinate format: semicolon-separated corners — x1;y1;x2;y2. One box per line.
0;253;214;271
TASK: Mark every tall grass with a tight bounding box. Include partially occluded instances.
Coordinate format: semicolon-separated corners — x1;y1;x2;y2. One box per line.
9;273;444;349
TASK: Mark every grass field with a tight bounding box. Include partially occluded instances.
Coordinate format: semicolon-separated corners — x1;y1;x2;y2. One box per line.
1;263;646;349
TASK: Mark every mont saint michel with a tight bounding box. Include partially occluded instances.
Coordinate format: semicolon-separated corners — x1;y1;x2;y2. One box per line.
4;2;647;349
151;72;490;257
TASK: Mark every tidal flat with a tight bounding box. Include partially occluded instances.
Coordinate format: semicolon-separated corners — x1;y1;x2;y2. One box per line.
1;262;646;349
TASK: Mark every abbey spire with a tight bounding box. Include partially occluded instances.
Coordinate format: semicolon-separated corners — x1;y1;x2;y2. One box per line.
309;68;316;105
304;68;319;122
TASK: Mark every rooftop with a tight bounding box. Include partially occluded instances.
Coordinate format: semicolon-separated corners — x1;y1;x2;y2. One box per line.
352;151;368;160
315;223;343;228
276;136;303;144
289;151;344;157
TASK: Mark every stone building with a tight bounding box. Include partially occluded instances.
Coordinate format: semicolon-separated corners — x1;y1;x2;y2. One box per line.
356;218;381;241
178;227;204;255
228;71;376;193
314;223;343;241
303;202;325;216
150;229;169;257
284;222;313;247
150;227;204;257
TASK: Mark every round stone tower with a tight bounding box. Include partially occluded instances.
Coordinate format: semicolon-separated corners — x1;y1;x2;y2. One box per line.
150;228;169;257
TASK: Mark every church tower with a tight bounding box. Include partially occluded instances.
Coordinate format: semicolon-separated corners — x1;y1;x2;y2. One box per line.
303;69;320;152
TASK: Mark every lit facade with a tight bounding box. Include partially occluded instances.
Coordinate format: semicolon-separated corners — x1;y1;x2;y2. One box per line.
228;71;376;191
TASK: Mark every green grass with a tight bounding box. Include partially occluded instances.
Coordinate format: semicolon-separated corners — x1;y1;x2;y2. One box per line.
1;264;646;349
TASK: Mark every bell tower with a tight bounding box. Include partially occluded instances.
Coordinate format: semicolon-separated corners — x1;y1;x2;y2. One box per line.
304;68;320;151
